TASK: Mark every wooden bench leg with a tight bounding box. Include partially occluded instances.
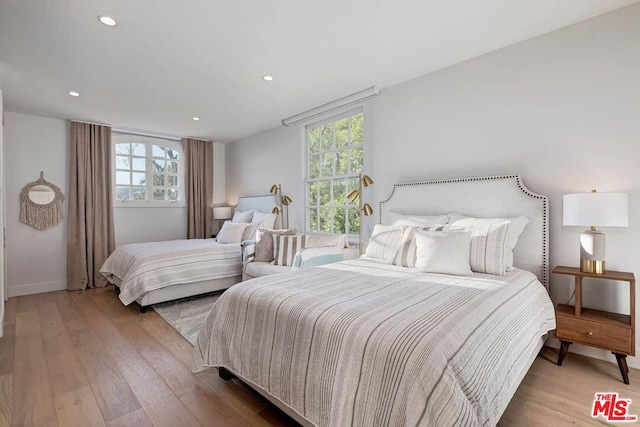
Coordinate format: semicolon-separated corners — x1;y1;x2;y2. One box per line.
613;353;630;385
557;341;571;366
218;367;234;381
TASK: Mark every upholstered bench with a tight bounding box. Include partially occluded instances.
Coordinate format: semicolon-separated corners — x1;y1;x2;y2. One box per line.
241;239;358;281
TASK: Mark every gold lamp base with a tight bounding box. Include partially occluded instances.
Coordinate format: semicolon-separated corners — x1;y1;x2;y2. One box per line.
581;259;605;275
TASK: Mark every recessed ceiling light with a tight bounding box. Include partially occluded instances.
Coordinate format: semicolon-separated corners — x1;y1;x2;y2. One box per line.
98;16;117;26
68;91;80;97
263;75;274;82
192;117;200;121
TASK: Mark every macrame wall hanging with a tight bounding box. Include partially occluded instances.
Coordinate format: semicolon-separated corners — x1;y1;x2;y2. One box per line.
20;171;65;230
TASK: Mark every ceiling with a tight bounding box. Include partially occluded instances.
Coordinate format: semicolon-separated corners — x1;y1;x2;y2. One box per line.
1;0;638;143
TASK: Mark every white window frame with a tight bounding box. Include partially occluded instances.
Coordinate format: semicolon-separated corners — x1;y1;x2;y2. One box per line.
303;107;367;238
112;133;185;208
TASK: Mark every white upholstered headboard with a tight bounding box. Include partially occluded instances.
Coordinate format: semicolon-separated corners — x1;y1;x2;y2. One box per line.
379;175;548;288
235;194;278;213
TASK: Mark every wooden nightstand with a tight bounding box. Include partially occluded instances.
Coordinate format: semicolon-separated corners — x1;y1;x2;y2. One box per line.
553;266;635;384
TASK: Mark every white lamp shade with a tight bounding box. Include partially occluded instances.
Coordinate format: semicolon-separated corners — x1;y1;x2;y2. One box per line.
213;206;232;220
563;192;628;227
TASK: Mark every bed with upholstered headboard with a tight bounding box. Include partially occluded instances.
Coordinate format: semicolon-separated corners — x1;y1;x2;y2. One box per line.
101;194;278;312
379;174;548;288
195;175;555;426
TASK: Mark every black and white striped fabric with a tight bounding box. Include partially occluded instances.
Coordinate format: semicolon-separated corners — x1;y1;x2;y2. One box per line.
196;259;555;426
273;234;307;266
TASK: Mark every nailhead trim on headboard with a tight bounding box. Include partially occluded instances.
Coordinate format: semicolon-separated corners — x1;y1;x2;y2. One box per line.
379;175;549;289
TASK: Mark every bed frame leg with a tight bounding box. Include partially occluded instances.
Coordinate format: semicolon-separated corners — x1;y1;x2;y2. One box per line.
114;285;120;295
218;367;234;381
139;305;147;313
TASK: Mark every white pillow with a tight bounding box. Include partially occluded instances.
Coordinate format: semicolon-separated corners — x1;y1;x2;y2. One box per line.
365;225;404;261
447;214;529;270
413;230;473;276
306;234;349;249
216;221;249;244
232;209;254;223
392;225;446;268
388;211;448;228
252;211;278;229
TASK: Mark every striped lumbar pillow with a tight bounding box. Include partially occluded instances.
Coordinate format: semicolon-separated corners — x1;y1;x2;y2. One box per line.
468;220;511;275
393;226;417;268
273;234;307;266
447;220;511;275
393;225;445;268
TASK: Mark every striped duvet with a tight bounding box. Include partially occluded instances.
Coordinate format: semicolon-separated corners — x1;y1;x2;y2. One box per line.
195;258;555;426
100;239;242;305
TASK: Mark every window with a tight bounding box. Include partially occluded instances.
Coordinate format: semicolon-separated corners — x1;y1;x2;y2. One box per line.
305;109;364;236
112;133;184;206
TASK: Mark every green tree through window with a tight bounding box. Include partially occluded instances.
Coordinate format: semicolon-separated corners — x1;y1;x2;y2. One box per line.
114;134;183;205
306;111;364;236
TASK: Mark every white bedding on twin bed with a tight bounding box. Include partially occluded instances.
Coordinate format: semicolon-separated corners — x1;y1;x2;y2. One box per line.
100;239;242;305
195;258;555;427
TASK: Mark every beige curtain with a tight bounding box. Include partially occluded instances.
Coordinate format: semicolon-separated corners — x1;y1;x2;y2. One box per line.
183;138;213;239
67;122;115;290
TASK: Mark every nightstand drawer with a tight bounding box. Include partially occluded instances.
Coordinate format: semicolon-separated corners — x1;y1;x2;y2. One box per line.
556;315;632;354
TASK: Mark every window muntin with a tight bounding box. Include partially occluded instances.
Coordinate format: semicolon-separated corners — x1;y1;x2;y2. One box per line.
113;133;184;206
305;110;364;236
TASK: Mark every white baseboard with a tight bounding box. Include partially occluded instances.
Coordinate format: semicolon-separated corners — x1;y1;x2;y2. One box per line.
8;280;67;297
547;336;640;370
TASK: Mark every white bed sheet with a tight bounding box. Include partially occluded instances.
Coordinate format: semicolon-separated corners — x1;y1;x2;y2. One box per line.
196;258;555;426
100;238;242;305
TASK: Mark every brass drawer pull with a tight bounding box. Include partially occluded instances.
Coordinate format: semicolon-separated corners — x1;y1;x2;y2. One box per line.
587;331;594;337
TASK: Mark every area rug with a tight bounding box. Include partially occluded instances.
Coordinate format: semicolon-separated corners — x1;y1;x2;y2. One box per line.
152;291;223;345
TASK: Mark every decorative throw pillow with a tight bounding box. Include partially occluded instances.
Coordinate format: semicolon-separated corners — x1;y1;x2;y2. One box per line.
413;230;473;276
241;223;260;242
254;228;296;262
252;211;278;229
388;212;448;228
232;209;254;223
392;226;417;268
273;235;307;266
448;214;529;271
305;234;349;249
393;225;445;268
467;220;511;275
216;221;249;244
365;225;404;261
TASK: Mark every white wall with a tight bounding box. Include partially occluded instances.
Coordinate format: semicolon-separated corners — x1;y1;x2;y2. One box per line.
226;125;301;209
226;5;640;366
114;141;225;245
114;207;187;246
4;112;68;296
5;112;226;294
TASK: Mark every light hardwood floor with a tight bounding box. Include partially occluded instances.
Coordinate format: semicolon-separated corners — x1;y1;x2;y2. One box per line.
1;286;638;426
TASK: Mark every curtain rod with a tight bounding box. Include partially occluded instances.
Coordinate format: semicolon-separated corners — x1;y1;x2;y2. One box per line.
282;86;379;127
70;119;210;142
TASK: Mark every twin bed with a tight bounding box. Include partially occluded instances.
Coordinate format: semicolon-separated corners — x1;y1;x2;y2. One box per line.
194;175;555;426
100;194;277;312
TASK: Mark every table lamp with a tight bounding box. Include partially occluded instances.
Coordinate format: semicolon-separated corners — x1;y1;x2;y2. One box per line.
563;190;628;274
213;206;232;230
